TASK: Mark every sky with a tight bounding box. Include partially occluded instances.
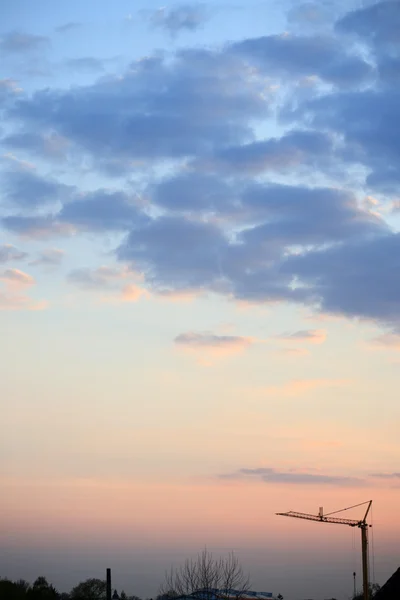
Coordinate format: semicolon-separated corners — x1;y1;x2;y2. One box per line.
1;0;400;599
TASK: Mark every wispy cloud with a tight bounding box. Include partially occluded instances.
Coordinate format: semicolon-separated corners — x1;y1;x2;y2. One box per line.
0;291;47;311
68;265;141;290
276;328;327;344
29;248;64;267
0;244;28;263
221;466;365;487
55;22;81;34
371;472;400;480
174;331;257;363
0;31;49;54
145;3;209;36
369;333;400;351
0;268;35;286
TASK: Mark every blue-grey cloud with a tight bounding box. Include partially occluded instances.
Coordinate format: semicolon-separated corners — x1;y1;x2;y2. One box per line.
2;170;73;209
281;232;400;322
29;248;64;267
192;130;335;175
147;4;209;35
0;244;28;263
371;472;400;479
232;33;372;86
8;49;267;168
150;172;234;213
1;215;70;238
65;57;105;72
336;1;400;48
55;22;81;34
118;216;227;292
58;190;145;232
0;31;49;54
2;131;69;161
222;467;365;486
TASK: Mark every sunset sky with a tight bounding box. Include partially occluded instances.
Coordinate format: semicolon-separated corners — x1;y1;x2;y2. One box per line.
1;1;400;599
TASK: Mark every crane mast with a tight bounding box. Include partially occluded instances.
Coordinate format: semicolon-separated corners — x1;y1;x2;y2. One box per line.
276;500;372;600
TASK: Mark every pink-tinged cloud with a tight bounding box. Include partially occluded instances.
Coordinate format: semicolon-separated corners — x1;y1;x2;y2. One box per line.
121;283;148;302
174;331;257;363
68;265;143;290
0;268;35;286
264;378;348;396
220;466;365;487
277;328;327;344
371;472;400;480
0;291;47;311
369;333;400;351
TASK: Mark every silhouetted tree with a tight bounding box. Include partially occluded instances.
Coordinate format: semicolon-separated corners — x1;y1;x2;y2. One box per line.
160;549;250;598
353;583;380;600
0;578;30;600
27;577;58;600
70;578;106;599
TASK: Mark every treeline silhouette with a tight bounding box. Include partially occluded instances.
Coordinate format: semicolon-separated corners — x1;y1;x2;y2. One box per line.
0;576;140;600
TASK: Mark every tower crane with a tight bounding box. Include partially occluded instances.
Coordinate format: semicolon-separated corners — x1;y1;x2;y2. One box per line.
276;500;372;600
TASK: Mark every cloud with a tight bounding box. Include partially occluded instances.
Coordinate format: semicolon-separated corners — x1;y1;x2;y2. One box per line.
371;472;400;479
2;3;400;329
146;4;209;35
67;265;141;290
232;32;372;86
0;291;46;311
3;169;73;209
277;329;327;344
263;378;348;397
0;244;28;263
0;79;23;106
221;467;365;486
192;130;335;175
336;1;400;49
55;22;81;34
29;248;64;267
368;333;400;351
175;331;256;361
58;190;144;232
65;57;105;72
0;32;49;54
8;49;268;166
1;215;74;239
2;131;70;161
281;233;400;323
0;268;35;286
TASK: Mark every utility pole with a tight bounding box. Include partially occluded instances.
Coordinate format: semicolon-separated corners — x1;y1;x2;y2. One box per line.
353;571;357;598
276;500;372;600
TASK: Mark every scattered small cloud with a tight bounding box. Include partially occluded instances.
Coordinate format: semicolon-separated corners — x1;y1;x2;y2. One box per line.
276;328;327;344
68;265;140;290
0;291;47;311
145;3;209;36
371;472;400;480
369;333;400;352
0;31;49;54
29;248;64;267
55;22;81;34
221;466;365;487
174;331;257;364
0;244;28;263
66;57;104;72
0;268;35;286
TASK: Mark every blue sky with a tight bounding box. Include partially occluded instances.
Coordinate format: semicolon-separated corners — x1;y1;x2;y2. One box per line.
2;2;400;600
